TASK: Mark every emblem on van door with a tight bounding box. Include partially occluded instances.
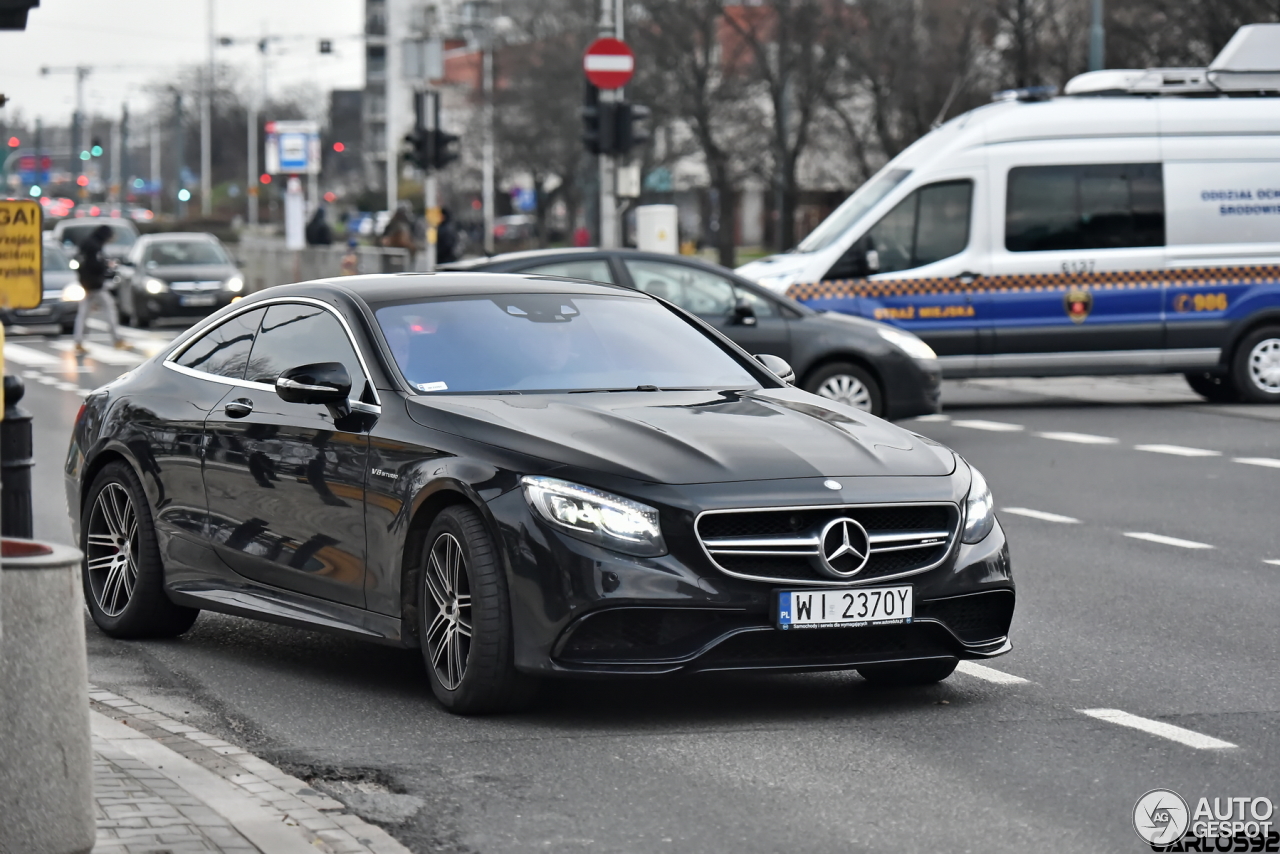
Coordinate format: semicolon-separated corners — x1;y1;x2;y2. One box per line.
1064;287;1093;324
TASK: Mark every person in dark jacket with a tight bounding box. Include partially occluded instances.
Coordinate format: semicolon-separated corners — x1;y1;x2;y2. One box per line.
436;207;459;264
305;207;334;246
73;224;126;352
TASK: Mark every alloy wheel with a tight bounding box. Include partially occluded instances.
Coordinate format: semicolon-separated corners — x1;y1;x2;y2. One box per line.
1247;338;1280;394
816;374;873;410
423;532;472;691
86;482;140;617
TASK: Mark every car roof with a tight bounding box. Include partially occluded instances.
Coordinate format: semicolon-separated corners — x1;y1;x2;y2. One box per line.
53;217;139;231
138;232;220;242
259;272;644;307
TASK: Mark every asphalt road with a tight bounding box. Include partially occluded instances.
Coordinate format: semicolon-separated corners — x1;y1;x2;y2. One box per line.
14;323;1280;854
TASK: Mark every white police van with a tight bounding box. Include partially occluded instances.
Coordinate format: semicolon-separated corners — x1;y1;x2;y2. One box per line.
737;24;1280;404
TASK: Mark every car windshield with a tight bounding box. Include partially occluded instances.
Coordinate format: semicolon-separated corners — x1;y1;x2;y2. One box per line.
375;293;760;393
42;243;71;271
794;168;912;254
60;224;138;249
146;241;230;266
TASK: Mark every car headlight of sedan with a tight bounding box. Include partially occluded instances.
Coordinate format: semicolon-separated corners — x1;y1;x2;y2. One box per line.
225;274;244;293
61;283;86;302
144;277;168;294
522;475;666;557
877;326;937;361
961;463;995;544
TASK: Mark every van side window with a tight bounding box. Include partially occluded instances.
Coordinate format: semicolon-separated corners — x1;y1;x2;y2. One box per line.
824;180;973;279
1005;163;1164;252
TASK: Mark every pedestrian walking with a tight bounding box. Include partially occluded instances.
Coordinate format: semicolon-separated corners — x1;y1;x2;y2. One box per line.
305;207;334;246
72;224;126;353
436;207;459;265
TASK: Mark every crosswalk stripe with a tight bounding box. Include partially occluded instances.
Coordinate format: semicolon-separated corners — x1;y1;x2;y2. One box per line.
1036;431;1119;445
1078;708;1236;749
50;341;144;366
3;343;64;367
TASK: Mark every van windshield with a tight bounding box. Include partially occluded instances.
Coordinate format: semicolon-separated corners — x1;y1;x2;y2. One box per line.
795;168;911;254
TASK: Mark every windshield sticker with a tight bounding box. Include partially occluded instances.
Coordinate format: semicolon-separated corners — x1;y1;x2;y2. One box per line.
417;381;448;392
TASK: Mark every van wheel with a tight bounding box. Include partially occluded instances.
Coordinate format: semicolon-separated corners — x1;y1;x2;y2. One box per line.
804;362;883;417
1231;327;1280;403
1184;372;1239;403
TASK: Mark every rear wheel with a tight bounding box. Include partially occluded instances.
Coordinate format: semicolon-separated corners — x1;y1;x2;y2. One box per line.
858;658;957;686
418;505;537;714
1184;372;1239;403
1232;326;1280;403
81;462;199;638
804;362;884;417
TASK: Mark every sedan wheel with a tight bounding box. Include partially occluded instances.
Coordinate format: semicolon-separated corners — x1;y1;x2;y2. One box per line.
81;462;199;638
418;505;537;714
804;362;884;417
1232;327;1280;403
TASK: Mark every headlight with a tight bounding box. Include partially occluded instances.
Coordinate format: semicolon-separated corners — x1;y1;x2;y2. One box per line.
144;277;167;294
68;259;80;270
61;283;86;302
877;326;937;361
225;274;244;293
961;464;995;544
522;475;666;557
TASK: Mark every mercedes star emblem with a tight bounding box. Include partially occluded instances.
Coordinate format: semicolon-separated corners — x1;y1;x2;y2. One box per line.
816;517;871;578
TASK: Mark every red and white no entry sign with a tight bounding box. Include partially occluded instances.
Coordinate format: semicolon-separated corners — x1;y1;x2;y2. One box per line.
583;37;634;89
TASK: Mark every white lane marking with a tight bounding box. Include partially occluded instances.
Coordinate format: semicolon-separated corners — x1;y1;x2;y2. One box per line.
1124;531;1214;550
55;381;82;392
1002;507;1081;524
3;343;63;366
1134;444;1221;457
1234;457;1280;469
51;340;144;365
952;419;1024;432
955;661;1029;684
1264;559;1280;567
912;414;951;422
1078;708;1236;750
1036;431;1119;445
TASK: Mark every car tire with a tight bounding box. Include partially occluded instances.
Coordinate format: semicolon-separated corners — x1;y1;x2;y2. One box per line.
1231;326;1280;404
1183;372;1240;403
81;461;200;639
804;362;884;417
858;657;958;686
418;504;538;714
128;305;151;329
60;322;75;336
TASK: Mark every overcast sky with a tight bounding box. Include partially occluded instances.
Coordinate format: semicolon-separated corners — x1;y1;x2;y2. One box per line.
0;0;365;126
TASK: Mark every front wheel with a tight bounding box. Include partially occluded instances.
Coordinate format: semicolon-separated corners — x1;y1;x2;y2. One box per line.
418;505;537;714
1232;326;1280;403
81;462;199;638
858;658;957;686
803;362;884;417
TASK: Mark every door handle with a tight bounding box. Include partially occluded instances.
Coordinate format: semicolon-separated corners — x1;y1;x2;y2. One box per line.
224;398;254;419
953;271;982;284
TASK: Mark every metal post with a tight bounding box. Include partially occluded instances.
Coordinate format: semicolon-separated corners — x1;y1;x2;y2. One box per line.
482;39;495;255
120;103;130;196
201;0;214;216
385;0;401;214
150;117;160;215
247;100;258;225
109;116;121;203
1;376;33;540
597;0;617;249
71;67;87;187
175;93;187;219
423;90;437;272
1088;0;1105;71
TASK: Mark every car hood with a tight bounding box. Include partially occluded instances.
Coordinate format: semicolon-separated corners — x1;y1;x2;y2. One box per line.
144;265;238;282
734;253;813;292
406;387;955;484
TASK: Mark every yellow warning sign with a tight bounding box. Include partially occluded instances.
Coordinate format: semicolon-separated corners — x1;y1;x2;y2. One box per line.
0;200;42;310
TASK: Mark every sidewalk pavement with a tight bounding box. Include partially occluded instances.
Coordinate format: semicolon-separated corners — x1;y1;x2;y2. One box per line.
87;684;412;854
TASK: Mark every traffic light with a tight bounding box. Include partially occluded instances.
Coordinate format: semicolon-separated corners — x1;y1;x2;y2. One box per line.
318;39;332;54
90;137;103;157
403;128;428;170
614;102;651;156
427;128;459;170
7;136;18;147
581;84;615;156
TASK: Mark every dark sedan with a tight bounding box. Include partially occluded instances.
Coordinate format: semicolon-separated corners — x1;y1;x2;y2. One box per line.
115;233;245;327
66;273;1012;714
0;240;81;333
443;248;941;419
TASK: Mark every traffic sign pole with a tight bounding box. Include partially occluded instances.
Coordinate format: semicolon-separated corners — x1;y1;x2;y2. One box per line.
586;21;633;249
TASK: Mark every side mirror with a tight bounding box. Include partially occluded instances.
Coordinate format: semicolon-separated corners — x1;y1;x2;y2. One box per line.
826;242;879;280
275;362;352;406
731;298;758;327
865;248;880;274
754;353;795;385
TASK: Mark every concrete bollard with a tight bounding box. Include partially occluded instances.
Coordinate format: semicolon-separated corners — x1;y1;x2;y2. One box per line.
0;538;94;854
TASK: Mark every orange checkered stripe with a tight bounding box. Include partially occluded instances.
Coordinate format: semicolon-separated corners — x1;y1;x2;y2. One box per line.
785;265;1280;301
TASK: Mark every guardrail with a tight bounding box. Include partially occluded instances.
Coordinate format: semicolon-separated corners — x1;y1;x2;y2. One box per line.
238;239;411;294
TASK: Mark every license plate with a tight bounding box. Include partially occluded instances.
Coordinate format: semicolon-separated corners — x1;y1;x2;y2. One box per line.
777;585;912;630
180;294;217;307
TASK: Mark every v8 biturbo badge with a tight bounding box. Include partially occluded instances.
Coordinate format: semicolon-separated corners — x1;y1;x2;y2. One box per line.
1064;287;1093;324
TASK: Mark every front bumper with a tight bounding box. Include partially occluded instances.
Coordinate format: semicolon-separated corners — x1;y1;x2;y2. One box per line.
138;290;236;319
884;356;943;420
489;477;1013;677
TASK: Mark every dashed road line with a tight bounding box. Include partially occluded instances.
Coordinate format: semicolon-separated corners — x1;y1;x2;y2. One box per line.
1135;444;1221;457
955;661;1029;684
1234;457;1280;469
912;413;951;423
1035;431;1119;445
1124;531;1214;550
1264;559;1280;567
51;340;144;365
952;419;1024;432
1002;507;1080;524
1078;708;1236;750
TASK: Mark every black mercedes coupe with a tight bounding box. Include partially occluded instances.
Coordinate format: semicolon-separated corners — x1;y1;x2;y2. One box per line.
67;274;1014;714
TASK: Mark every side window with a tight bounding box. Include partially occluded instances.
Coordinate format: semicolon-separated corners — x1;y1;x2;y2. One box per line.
245;304;365;394
624;259;735;315
522;259;615;284
174;308;266;380
1005;163;1164;251
857;180;974;275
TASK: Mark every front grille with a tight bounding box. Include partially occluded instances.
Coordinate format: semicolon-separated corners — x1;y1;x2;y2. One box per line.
916;590;1014;644
557;608;762;663
697;623;953;669
696;503;958;586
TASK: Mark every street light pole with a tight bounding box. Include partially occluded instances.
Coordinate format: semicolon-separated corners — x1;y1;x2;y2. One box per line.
597;0;617;249
482;36;494;255
385;0;401;214
1088;0;1105;71
202;0;214;216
